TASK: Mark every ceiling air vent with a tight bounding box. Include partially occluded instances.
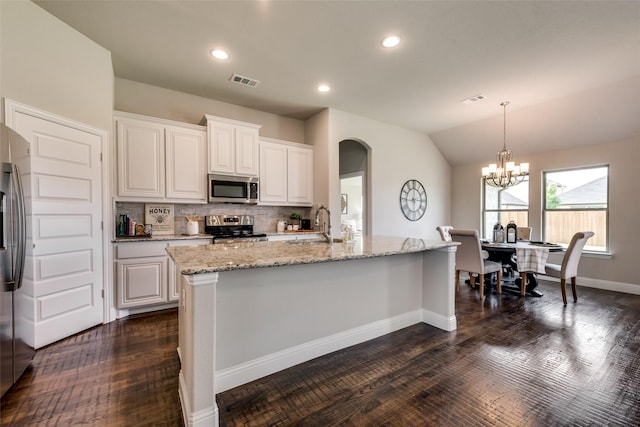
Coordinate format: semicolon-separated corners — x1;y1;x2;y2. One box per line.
461;94;486;105
230;73;260;88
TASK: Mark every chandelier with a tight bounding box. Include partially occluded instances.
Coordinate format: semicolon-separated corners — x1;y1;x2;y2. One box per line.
482;101;529;189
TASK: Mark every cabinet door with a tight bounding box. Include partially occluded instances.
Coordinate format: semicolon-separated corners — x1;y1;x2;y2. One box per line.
166;126;207;202
116;257;168;308
235;126;259;176
208;121;235;174
116;117;165;198
287;146;314;205
259;141;288;203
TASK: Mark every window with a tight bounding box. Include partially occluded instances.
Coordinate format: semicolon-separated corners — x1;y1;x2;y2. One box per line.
482;177;529;240
543;166;608;252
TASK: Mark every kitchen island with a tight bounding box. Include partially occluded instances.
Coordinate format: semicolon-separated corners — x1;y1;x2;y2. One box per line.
167;236;458;427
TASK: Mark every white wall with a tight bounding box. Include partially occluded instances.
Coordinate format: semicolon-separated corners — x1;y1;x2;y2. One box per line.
114;78;305;143
306;108;331;207
452;134;640;290
0;0;113;132
310;108;451;240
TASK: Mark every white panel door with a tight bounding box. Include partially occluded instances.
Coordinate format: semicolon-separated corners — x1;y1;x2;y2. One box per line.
9;112;104;348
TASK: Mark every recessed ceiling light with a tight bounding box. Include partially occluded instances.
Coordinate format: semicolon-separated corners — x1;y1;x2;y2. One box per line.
381;35;401;48
211;49;229;60
317;84;331;93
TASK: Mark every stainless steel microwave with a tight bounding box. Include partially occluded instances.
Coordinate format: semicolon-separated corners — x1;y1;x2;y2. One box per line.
208;174;259;204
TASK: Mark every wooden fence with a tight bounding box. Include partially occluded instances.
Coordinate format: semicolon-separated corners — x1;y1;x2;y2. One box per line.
497;210;605;249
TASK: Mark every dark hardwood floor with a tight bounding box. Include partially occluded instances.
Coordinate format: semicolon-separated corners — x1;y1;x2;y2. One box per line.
2;279;639;426
1;309;182;426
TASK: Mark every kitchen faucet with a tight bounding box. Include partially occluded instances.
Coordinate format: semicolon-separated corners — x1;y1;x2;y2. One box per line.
315;204;333;243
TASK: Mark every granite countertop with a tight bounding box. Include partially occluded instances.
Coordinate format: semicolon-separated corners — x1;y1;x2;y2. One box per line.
112;233;212;243
113;231;323;243
165;236;458;275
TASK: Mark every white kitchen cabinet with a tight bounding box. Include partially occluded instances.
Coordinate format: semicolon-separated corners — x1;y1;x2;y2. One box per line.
201;114;261;176
165;125;207;201
116;116;165;199
259;137;313;206
115;239;210;311
115;112;207;203
115;241;169;308
287;145;314;205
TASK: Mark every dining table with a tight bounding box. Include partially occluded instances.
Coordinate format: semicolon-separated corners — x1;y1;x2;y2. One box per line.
481;241;563;297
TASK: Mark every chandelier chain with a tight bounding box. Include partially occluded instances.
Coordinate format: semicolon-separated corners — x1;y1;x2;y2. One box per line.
482;101;528;189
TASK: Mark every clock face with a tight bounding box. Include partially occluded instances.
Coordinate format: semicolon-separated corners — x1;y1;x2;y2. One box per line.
400;179;427;221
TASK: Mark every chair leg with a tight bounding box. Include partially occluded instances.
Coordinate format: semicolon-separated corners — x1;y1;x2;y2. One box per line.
479;274;484;299
520;272;527;296
560;278;568;305
496;270;502;294
469;273;476;289
455;270;460;292
571;276;578;302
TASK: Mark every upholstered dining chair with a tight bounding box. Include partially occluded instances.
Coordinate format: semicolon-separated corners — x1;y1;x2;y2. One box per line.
436;225;453;241
449;229;502;299
437;225;490;259
544;231;594;304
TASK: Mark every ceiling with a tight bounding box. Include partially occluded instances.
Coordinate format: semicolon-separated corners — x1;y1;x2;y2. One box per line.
35;1;640;166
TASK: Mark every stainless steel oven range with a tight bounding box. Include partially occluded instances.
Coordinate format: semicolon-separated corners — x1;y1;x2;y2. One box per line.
205;215;267;243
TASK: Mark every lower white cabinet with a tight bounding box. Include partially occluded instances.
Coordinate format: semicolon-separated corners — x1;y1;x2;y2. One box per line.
115;239;209;309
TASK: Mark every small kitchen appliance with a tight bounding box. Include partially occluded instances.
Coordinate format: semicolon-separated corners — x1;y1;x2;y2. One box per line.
205;215;267;243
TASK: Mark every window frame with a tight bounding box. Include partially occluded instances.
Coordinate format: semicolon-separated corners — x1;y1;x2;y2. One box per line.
542;165;609;253
481;176;530;240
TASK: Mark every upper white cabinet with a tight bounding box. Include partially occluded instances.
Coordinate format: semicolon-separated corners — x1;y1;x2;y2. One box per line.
201;114;261;177
115;112;207;203
259;137;313;206
165;125;207;201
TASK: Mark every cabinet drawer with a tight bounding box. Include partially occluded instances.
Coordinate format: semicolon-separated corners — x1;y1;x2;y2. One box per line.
115;241;168;259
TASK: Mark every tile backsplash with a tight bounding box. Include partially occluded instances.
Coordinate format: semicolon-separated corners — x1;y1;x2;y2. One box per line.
116;202;313;236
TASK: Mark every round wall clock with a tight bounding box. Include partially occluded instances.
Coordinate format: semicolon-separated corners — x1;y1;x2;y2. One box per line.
400;179;427;221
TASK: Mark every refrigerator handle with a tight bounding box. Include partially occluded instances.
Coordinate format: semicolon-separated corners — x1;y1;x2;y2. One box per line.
11;164;26;290
1;190;5;250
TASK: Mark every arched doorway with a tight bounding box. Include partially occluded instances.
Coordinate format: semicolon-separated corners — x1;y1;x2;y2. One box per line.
339;139;370;236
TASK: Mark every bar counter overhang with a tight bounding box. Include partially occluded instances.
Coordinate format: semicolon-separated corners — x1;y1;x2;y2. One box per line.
166;236;458;427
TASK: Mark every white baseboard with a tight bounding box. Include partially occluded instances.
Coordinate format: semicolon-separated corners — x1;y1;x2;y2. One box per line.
215;310;431;393
540;275;640;295
421;309;457;331
179;371;219;427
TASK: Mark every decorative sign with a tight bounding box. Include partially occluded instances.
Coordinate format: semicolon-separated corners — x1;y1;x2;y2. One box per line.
144;204;175;235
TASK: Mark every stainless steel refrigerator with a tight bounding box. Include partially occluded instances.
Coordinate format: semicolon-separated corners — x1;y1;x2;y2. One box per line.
1;122;34;397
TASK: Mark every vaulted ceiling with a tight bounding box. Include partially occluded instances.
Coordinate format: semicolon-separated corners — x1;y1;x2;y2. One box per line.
35;1;640;166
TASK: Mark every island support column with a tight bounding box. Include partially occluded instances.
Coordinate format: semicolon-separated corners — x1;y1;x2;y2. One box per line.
178;271;219;427
421;246;457;331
